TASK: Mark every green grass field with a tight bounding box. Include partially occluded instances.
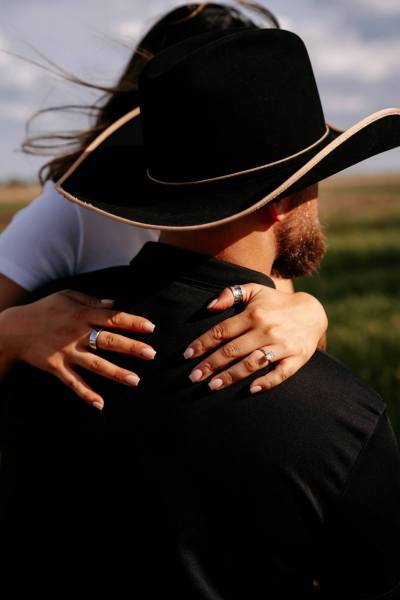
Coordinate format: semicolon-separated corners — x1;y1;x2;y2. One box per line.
1;177;399;438
297;175;400;438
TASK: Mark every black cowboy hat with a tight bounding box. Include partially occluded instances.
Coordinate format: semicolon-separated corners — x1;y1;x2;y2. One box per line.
55;27;400;230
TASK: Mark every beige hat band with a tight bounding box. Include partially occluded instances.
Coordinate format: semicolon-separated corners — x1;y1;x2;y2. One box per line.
146;125;330;186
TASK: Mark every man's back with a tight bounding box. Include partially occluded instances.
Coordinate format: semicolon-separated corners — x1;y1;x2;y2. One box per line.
2;242;400;598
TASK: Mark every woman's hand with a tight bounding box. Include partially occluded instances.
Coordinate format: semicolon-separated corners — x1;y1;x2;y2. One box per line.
184;283;328;393
0;289;156;410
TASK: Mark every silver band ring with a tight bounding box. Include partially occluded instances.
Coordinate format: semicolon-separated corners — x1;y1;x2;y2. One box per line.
89;328;103;351
229;285;244;304
260;349;275;362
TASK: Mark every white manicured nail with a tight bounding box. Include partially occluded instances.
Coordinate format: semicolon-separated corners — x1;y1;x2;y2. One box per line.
250;386;262;394
209;378;223;390
184;347;195;359
141;348;156;359
189;369;202;382
142;321;155;333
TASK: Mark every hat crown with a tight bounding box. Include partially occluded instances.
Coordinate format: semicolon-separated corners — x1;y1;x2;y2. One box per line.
139;28;326;183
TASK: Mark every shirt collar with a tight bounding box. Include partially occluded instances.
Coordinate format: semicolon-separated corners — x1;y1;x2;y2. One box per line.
129;241;276;290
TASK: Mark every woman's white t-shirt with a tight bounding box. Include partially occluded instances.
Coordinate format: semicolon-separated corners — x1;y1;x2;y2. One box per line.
0;179;159;291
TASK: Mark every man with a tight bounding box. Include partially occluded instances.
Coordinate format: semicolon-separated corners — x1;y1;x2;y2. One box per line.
2;27;400;598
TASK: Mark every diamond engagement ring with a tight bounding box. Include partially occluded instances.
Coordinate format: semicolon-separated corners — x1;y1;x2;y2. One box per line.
229;285;244;304
89;328;103;351
260;349;275;362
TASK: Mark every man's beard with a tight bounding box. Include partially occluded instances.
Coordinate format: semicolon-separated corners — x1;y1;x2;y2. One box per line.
271;199;326;279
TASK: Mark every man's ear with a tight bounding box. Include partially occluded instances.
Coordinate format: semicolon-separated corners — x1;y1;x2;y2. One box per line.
264;200;286;223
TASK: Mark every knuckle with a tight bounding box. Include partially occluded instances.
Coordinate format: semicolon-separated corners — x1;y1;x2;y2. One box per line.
222;371;234;385
278;368;288;382
266;325;280;342
102;333;115;349
89;357;103;373
249;307;267;326
108;312;122;327
222;342;239;359
283;338;295;353
299;344;309;358
244;356;258;373
192;339;206;355
211;324;225;341
200;361;213;375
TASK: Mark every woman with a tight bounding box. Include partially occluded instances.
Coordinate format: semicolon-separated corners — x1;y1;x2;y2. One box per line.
0;2;327;409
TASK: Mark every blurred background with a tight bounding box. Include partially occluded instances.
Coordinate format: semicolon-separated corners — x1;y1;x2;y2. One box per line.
1;1;399;436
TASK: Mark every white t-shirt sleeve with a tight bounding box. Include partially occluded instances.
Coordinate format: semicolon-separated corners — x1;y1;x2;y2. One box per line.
0;180;81;291
0;179;159;292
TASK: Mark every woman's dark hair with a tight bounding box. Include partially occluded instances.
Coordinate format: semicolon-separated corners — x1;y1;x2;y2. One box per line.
21;2;280;185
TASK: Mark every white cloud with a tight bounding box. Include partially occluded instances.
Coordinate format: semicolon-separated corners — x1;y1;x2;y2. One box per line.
112;18;145;41
324;93;369;114
299;20;400;82
0;100;35;120
314;36;400;82
352;0;400;16
0;40;39;89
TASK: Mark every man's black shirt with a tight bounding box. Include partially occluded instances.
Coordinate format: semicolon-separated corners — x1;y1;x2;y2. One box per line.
1;242;400;598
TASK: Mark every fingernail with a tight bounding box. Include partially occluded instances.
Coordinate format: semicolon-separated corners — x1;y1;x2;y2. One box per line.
142;321;155;333
125;375;140;386
93;399;104;410
209;378;223;390
250;385;262;394
207;298;218;308
189;369;202;383
141;348;156;359
183;347;194;359
101;299;114;306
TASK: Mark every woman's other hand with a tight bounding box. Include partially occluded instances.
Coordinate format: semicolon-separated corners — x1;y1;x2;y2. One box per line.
0;289;156;410
184;283;328;393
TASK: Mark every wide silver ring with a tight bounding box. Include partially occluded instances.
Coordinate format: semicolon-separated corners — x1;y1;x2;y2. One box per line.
229;285;244;304
260;349;275;362
88;328;103;351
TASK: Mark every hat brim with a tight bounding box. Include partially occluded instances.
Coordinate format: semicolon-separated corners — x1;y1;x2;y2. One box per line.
55;106;400;230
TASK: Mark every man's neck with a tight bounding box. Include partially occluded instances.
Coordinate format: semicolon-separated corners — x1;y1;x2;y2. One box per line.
159;216;276;275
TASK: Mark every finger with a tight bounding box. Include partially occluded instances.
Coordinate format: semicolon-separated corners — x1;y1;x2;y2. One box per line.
94;331;156;360
249;357;300;393
183;313;253;360
207;283;258;311
85;309;155;334
60;289;115;308
56;364;105;410
188;331;267;382
74;352;141;387
206;345;281;391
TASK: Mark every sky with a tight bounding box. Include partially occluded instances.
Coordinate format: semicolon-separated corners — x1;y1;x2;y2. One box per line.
1;0;400;182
